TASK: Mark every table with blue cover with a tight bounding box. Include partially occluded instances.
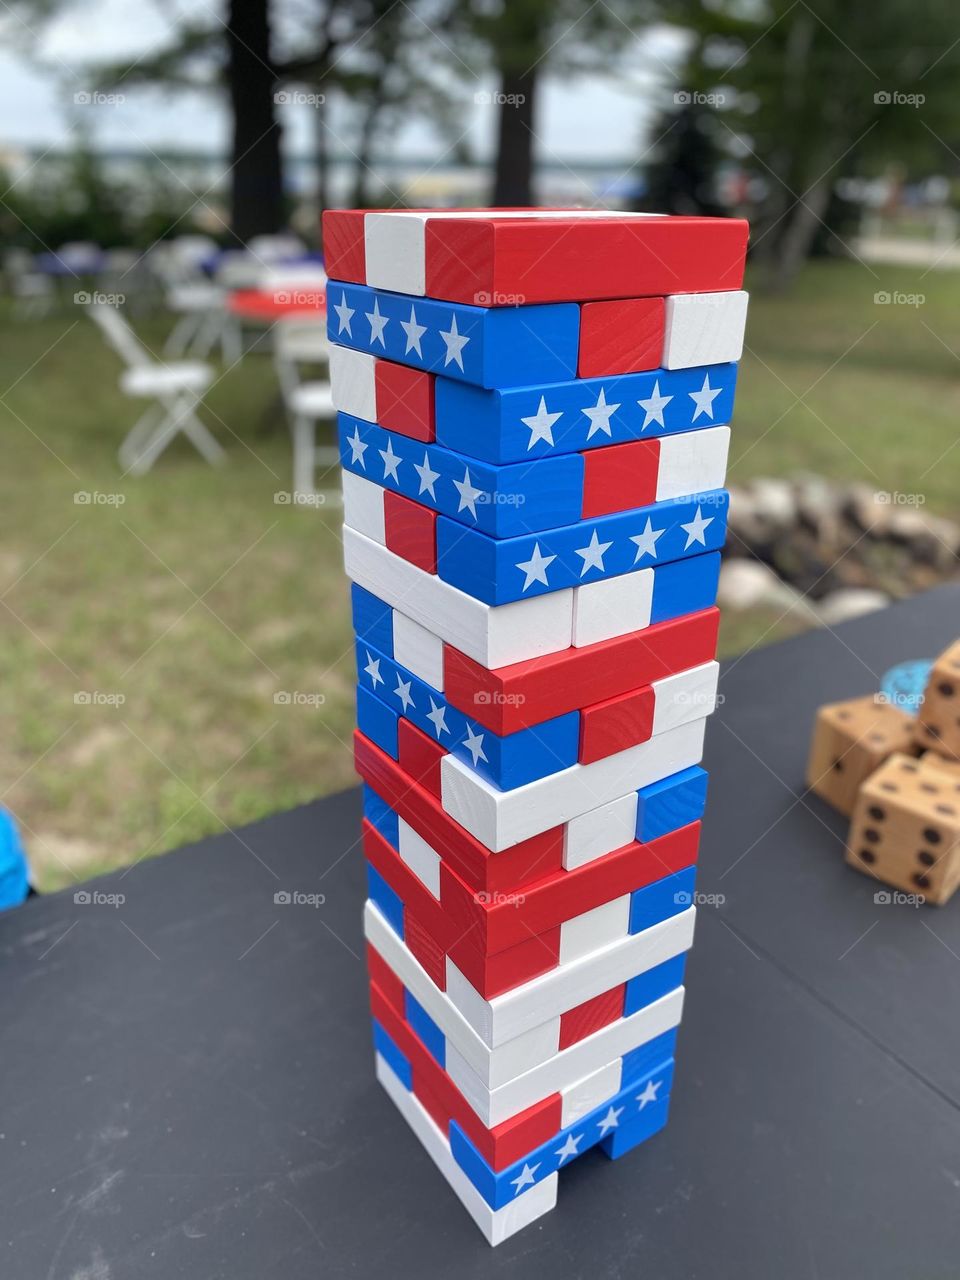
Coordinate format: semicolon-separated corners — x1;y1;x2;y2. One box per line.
2;584;960;1279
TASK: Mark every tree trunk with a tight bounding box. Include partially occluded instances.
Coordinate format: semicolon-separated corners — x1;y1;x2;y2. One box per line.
226;0;284;241
773;173;834;288
491;66;537;207
315;92;331;214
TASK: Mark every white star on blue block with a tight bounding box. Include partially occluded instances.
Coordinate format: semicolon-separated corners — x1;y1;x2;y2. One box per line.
515;542;555;591
630;517;666;562
509;1162;540;1196
366;298;389;347
582;387;620;440
400;304;427;356
379;438;402;484
414;452;440;499
680;504;714;548
554;1132;584;1164
453;467;484;519
333;291;354;336
689;372;721;421
393;677;414;713
462;726;488;766
636;1079;662;1110
426;697;449;739
521;396;562;449
363;652;383;689
597;1105;624;1136
637;380;673;430
346;425;368;468
439;313;469;370
574;529;613;576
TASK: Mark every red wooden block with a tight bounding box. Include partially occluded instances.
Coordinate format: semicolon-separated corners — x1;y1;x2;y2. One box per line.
321;209;367;284
450;924;561;1000
579;685;656;765
425;215;749;305
443;607;720;736
398;719;444;799
353;730;564;893
578;297;665;378
370;979;563;1169
580;439;661;519
375;361;435;442
558;982;626;1051
383;490;437;574
366;942;405;1018
403;910;448;991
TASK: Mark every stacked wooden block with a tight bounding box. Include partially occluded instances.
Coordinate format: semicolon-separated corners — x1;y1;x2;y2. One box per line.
808;640;960;904
324;208;749;1243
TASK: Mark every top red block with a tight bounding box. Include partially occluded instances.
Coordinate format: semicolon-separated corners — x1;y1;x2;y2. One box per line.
321;208;748;306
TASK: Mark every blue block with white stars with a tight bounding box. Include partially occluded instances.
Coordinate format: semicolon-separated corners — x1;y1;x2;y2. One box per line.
436;491;729;606
447;1056;675;1208
356;639;580;790
636;765;709;843
435;362;739;464
327;283;579;388
339;414;585;538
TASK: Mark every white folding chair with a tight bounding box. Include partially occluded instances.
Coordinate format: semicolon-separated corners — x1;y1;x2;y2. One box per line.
89;303;225;475
273;319;338;501
150;244;230;362
3;249;54;319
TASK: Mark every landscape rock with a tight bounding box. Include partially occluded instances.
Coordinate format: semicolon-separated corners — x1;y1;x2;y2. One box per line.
816;589;890;626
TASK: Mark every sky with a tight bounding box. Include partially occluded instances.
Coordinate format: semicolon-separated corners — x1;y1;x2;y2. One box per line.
0;0;688;163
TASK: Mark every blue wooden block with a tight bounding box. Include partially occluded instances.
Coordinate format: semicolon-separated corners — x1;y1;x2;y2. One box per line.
356;684;399;759
636;766;709;843
448;1057;675;1209
620;1028;678;1086
366;865;404;939
622;953;687;1019
363;783;400;848
339;414;584;537
436;491;729;606
372;1018;413;1090
629;866;697;936
651;550;721;624
435;363;739;464
599;1093;670;1160
351;582;394;656
356;639;580;790
327;283;579;388
403;990;446;1068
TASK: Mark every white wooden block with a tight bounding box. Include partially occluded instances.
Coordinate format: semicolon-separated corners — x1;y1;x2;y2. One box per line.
657;426;730;501
445;989;683;1126
397;819;441;898
392;611;444;692
441;717;707;852
375;1053;558;1245
446;907;695;1047
572;567;653;648
365;902;562;1088
564;792;639;871
558;895;631;965
651;661;719;737
341;471;385;544
342;525;573;669
329;344;377;422
560;1059;623;1128
662;290;749;370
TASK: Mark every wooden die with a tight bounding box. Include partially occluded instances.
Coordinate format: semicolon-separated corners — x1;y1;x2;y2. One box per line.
806;694;914;818
914;641;960;761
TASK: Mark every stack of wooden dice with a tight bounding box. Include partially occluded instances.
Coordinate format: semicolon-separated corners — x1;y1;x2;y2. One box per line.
808;640;960;904
324;208;749;1242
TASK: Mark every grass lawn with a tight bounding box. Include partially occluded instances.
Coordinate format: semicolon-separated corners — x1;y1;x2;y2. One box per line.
1;256;957;889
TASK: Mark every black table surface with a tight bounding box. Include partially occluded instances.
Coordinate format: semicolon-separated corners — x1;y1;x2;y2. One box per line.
4;585;960;1280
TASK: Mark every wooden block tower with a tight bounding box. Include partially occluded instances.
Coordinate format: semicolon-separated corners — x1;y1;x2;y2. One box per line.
324;208;749;1242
